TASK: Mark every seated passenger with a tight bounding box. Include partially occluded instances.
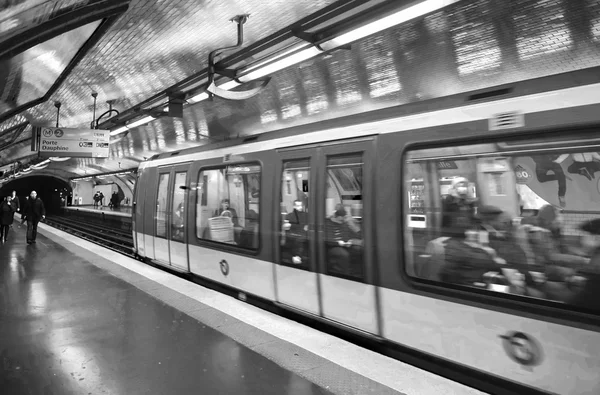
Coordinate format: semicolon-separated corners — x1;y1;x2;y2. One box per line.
282;200;309;265
441;177;477;237
477;205;544;297
325;207;362;276
520;205;589;270
213;199;239;227
439;232;503;287
569;219;600;311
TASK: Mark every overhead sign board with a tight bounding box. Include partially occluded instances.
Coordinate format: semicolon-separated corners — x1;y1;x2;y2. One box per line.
37;126;110;158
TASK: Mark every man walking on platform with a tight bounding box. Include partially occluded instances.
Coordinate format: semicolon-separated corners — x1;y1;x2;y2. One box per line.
10;190;20;213
10;190;20;228
23;190;45;244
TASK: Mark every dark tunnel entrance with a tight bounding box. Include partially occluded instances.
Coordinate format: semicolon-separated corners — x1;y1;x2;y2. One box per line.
0;176;72;215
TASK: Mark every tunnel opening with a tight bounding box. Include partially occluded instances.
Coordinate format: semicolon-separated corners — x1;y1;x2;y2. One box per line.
0;176;72;215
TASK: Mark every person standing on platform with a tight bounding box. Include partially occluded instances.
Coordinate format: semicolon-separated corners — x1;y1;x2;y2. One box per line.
10;190;20;213
10;190;20;228
0;195;17;242
23;190;45;244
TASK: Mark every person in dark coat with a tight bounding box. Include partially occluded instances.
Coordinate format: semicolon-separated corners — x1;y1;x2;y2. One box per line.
0;196;17;242
10;190;20;213
325;207;363;276
283;200;309;264
22;190;45;244
569;218;600;312
441;177;477;237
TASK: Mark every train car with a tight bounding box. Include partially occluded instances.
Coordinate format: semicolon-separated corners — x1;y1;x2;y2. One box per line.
132;67;600;395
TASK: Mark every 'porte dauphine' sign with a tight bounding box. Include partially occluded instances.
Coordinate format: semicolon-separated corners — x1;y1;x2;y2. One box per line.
36;126;110;158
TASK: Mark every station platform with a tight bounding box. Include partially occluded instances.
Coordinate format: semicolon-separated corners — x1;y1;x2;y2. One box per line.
0;223;484;395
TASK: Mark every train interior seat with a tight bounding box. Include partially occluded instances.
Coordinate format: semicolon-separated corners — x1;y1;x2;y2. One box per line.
208;216;236;244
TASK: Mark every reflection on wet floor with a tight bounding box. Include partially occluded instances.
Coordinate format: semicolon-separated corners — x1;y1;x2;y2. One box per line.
0;226;332;395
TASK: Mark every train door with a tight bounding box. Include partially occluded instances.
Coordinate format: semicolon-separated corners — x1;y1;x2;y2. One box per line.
316;140;379;334
275;139;379;334
132;168;145;255
154;170;171;263
276;149;320;315
168;167;189;271
153;165;190;271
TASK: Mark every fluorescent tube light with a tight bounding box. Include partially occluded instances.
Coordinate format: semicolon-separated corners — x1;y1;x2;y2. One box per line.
320;0;457;51
188;92;209;104
110;126;129;136
243;43;311;75
238;46;322;83
110;115;156;137
127;115;156;129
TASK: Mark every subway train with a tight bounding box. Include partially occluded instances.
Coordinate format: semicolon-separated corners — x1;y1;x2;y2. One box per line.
132;69;600;395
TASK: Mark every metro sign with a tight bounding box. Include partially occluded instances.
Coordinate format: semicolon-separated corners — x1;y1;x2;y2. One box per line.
36;126;110;158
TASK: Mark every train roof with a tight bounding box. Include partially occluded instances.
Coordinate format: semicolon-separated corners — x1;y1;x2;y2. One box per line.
139;69;600;170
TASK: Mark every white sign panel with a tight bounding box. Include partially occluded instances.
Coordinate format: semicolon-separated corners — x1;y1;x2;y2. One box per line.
38;127;110;158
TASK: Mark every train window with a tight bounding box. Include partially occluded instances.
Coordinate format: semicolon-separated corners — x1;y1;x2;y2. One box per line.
196;163;260;250
324;154;364;280
170;172;187;242
280;159;310;269
156;173;170;238
403;136;600;313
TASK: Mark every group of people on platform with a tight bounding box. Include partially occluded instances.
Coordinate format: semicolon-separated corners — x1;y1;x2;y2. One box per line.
0;190;46;244
93;190;121;210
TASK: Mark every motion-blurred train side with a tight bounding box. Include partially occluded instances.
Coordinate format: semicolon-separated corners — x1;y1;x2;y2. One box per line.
132;69;600;395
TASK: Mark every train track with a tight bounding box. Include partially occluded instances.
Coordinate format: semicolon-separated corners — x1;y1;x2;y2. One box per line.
44;215;135;257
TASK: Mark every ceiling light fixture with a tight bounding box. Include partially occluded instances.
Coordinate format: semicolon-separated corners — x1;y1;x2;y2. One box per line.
237;46;322;82
320;0;458;51
108;0;456;131
110;115;156;136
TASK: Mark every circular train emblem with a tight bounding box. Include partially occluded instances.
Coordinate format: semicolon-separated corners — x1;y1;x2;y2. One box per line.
219;259;229;276
42;128;54;137
54;129;64;138
500;331;543;367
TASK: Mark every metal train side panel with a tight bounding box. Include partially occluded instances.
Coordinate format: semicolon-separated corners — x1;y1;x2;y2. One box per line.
275;265;320;315
371;95;600;394
318;274;378;334
181;150;279;300
188;244;276;301
380;288;600;394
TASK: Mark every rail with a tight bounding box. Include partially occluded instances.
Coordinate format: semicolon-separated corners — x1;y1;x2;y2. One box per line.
44;215;134;257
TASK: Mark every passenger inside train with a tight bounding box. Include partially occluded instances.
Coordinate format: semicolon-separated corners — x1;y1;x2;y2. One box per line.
196;165;260;249
282;199;309;265
279;155;365;279
405;136;600;313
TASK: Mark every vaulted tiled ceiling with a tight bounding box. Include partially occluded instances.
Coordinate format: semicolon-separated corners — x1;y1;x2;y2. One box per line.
2;0;600;182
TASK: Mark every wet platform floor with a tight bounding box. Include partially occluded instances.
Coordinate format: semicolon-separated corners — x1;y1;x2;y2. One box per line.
0;225;332;395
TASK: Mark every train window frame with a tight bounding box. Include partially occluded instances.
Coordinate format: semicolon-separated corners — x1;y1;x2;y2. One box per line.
399;128;600;322
194;161;262;254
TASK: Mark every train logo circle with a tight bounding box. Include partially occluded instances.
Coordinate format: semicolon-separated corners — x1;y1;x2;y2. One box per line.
500;331;543;367
42;128;54;137
54;129;64;138
219;259;229;276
